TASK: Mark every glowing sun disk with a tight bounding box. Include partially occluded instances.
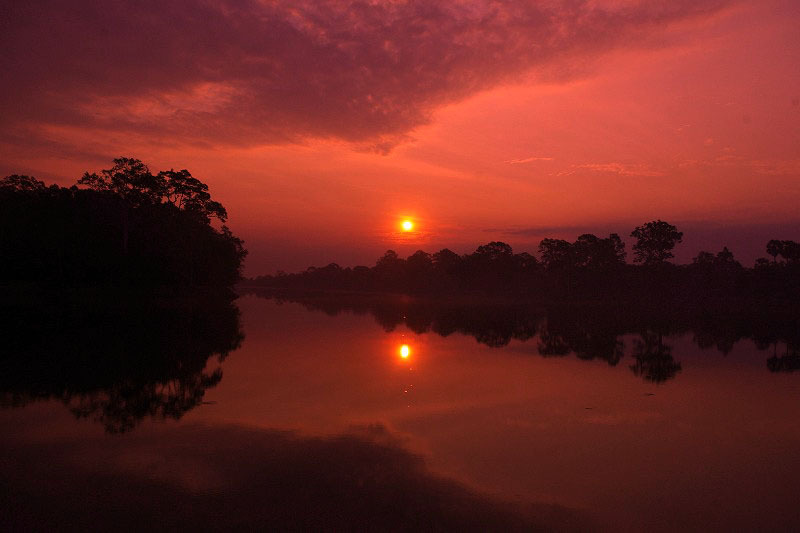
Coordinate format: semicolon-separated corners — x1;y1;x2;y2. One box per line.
401;220;413;231
400;344;410;358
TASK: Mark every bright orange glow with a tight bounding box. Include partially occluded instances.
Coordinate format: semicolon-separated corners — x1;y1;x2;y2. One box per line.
399;344;410;358
401;220;413;231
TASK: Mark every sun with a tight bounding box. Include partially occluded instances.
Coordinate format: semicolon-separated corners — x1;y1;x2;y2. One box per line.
401;220;413;231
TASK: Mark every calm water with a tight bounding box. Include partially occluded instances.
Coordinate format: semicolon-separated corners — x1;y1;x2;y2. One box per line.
2;293;800;531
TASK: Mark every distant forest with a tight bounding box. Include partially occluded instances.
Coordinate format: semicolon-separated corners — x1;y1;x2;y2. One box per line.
248;220;800;303
0;158;246;292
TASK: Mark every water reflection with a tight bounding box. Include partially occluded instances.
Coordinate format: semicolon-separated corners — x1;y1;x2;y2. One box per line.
246;289;800;383
0;293;243;432
400;344;411;359
400;343;410;359
630;331;681;384
0;420;591;531
3;292;800;531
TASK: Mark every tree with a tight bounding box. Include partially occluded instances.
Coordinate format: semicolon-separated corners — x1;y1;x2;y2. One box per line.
608;233;627;264
79;159;227;223
79;157;162;206
766;239;784;263
473;241;513;261
538;238;572;271
715;246;739;267
1;159;246;289
780;240;800;264
630;220;683;265
0;174;46;191
432;248;461;271
79;158;158;255
406;250;433;271
78;157;232;256
572;234;599;268
159;169;227;223
754;257;771;269
513;252;538;271
572;233;626;269
376;250;401;269
692;251;715;265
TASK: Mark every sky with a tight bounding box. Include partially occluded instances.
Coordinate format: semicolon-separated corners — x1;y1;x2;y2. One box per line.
1;0;799;275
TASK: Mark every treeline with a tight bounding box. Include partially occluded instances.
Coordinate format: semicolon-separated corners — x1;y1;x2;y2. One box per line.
248;220;800;302
0;158;246;291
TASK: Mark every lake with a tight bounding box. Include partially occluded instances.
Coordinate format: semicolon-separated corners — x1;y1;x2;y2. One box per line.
2;292;800;531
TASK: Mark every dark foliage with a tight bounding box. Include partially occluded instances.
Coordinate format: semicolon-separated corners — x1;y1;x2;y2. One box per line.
630;219;683;265
0;158;246;290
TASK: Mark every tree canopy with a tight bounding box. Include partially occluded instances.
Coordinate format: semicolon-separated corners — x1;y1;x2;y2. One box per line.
1;157;246;290
630;220;683;265
79;157;227;223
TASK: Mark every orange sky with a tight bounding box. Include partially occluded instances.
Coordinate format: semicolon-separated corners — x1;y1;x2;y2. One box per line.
1;0;798;274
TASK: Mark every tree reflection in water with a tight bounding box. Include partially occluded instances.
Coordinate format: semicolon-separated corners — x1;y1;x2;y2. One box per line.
0;293;243;432
630;331;681;384
247;289;800;384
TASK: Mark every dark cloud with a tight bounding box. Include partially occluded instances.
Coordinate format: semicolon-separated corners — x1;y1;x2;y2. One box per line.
1;0;732;150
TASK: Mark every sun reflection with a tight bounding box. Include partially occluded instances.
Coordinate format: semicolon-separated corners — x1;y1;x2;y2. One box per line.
399;344;410;358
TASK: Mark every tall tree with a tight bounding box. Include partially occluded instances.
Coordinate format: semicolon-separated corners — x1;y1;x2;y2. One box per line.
630;220;683;265
538;238;572;271
780;240;800;264
79;157;162;206
159;169;227;223
473;241;513;261
766;239;784;263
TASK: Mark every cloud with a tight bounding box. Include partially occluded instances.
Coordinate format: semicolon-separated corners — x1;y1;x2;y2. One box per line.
1;0;733;151
504;157;555;164
557;163;666;176
751;159;800;176
678;156;800;176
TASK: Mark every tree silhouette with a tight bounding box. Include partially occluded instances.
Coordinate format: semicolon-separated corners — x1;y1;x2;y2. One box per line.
630;220;683;265
766;239;784;263
572;233;626;269
432;249;461;271
80;158;227;222
1;158;246;289
715;246;739;267
158;168;227;223
780;240;800;264
693;251;715;265
538;238;572;271
79;157;163;206
473;241;513;261
0;174;46;191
